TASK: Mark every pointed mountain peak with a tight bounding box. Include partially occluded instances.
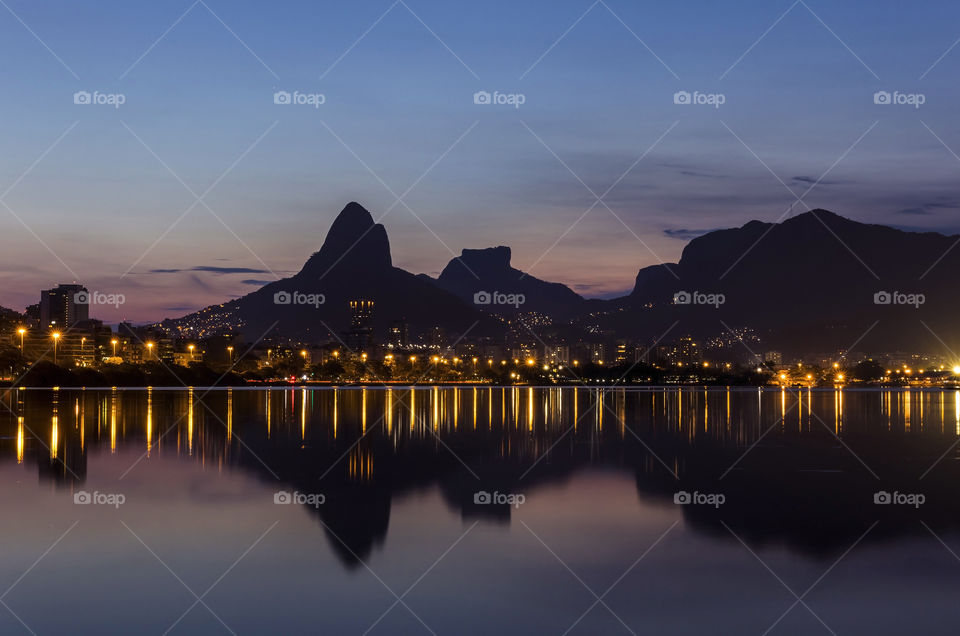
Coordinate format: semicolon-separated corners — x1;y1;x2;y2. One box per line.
301;202;392;277
328;201;376;237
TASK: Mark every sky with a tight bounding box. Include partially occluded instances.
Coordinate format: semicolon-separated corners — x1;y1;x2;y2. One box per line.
1;0;960;322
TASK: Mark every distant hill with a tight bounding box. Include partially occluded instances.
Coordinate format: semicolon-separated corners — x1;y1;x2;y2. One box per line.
161;204;960;356
603;209;960;355
433;246;585;319
162;202;496;343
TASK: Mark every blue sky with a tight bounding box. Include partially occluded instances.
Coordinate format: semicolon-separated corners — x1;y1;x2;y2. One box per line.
1;0;959;321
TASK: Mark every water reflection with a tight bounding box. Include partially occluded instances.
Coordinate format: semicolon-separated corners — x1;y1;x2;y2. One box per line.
4;386;960;568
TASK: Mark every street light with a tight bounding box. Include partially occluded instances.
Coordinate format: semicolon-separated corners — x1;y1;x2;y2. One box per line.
52;332;61;365
111;339;118;357
146;342;155;361
17;328;25;352
227;346;234;363
188;344;195;362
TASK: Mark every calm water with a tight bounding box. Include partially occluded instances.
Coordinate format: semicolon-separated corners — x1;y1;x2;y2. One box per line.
2;386;960;635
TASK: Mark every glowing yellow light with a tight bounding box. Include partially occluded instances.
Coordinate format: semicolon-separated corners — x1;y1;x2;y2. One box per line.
526;359;535;366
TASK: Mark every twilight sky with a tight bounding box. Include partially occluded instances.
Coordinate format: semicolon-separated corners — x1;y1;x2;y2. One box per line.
1;0;960;322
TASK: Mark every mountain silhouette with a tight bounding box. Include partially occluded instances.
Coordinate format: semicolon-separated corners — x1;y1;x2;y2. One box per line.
163;205;960;355
433;246;585;318
163;202;494;343
608;209;959;354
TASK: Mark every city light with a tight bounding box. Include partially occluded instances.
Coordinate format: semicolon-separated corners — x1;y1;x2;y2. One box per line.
52;331;61;364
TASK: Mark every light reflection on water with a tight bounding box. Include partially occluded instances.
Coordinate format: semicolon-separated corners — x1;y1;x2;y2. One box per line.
2;386;960;634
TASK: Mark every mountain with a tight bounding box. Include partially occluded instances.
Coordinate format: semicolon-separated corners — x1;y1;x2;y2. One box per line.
163;202;496;343
605;209;960;354
162;205;960;356
433;246;585;318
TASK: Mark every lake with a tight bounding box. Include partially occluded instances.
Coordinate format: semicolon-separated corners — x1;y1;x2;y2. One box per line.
2;386;959;635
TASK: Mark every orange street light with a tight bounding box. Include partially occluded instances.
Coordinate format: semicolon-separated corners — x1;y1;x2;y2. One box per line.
52;332;61;364
111;339;118;357
17;328;25;352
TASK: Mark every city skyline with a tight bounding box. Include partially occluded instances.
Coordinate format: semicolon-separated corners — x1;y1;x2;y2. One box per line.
3;0;960;320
